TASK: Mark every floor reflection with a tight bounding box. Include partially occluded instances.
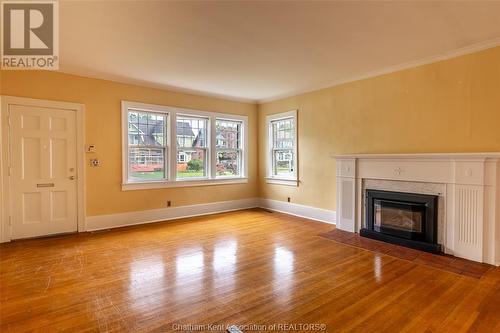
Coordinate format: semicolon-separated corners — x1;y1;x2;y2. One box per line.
213;239;237;272
128;255;167;309
212;239;238;291
273;246;295;300
174;248;205;299
129;255;165;284
374;255;382;283
176;249;204;276
274;246;294;274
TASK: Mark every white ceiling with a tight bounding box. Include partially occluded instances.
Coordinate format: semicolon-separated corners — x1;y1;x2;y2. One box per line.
59;1;500;103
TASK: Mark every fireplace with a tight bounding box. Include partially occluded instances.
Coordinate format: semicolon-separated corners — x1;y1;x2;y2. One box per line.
360;189;441;253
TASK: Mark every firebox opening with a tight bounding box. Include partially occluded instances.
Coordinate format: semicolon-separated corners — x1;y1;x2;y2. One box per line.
360;189;441;253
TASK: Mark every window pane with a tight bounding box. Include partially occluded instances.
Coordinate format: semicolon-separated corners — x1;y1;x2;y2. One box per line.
272;118;294;149
273;149;294;177
177;149;207;178
216;120;241;149
138;113;148;125
127;109;167;182
128;111;167;147
177;116;208;148
216;150;240;177
129;147;165;181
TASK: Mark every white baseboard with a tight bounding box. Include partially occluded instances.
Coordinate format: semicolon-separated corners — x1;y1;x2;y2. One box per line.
259;198;336;224
85;197;336;232
85;197;260;231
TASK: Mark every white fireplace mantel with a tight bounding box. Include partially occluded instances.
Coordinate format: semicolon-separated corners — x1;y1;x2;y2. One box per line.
333;153;500;265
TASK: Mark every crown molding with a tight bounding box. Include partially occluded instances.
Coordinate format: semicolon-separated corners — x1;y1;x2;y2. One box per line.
56;68;259;105
258;37;500;103
55;38;500;105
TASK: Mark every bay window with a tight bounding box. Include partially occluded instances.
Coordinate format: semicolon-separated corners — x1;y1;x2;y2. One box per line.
122;101;247;190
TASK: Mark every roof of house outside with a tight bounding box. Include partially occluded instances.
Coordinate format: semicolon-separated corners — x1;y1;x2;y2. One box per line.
177;122;195;137
136;122;165;146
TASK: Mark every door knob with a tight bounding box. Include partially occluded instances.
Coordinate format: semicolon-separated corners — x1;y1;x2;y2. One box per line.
69;176;76;180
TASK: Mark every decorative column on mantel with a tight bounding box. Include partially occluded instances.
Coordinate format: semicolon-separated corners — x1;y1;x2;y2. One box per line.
333;153;500;266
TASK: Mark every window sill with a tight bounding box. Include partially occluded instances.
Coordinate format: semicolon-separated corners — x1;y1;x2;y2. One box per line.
265;177;299;186
122;177;248;191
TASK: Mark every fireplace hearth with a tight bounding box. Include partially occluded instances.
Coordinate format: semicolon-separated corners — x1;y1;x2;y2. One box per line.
360;189;442;253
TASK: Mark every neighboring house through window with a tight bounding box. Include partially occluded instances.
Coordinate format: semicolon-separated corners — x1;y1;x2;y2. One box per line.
127;110;167;182
266;110;298;186
216;119;242;177
176;115;208;179
122;101;248;190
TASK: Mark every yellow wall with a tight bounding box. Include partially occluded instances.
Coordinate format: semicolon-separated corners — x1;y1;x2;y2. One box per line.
258;46;500;211
1;71;258;216
3;46;500;217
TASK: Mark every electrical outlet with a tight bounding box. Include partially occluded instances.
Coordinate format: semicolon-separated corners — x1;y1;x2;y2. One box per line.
90;159;100;167
287;197;291;203
167;201;171;207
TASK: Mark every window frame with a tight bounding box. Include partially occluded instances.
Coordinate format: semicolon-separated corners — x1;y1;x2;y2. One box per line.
121;101;248;191
266;110;298;186
122;102;170;184
175;114;210;180
215;117;244;179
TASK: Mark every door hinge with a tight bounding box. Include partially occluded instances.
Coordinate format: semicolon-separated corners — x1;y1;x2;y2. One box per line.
7;114;11;127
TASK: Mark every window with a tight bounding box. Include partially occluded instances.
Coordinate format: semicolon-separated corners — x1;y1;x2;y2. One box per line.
216;119;242;177
176;115;208;179
177;152;187;163
126;109;168;182
122;101;248;190
266;110;298;186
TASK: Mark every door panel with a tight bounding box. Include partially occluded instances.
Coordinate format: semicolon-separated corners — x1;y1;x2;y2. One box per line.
22;137;42;179
22;192;43;223
10;105;78;239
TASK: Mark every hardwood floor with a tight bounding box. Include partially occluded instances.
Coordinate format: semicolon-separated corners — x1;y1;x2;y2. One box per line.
0;209;499;332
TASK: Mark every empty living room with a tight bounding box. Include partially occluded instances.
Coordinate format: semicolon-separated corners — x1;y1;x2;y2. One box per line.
1;1;500;332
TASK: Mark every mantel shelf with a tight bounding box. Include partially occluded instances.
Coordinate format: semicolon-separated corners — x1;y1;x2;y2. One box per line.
332;152;500;161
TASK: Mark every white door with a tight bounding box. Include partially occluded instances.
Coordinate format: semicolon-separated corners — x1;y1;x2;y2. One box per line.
9;104;78;239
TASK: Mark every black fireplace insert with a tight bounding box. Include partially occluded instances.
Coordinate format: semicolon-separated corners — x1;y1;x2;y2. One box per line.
360;189;441;253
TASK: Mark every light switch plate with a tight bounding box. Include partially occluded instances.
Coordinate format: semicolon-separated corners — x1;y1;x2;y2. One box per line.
86;144;96;153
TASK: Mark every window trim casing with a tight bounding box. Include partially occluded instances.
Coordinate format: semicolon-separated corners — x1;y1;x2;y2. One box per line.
121;101;248;191
266;110;298;186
